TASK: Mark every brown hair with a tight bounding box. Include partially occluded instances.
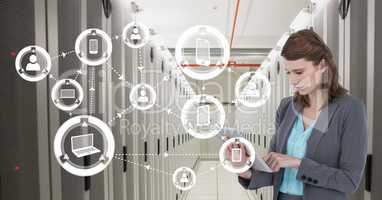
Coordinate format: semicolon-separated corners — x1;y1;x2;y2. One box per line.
281;29;347;108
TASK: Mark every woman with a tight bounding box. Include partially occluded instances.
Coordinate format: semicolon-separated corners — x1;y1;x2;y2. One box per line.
237;29;367;200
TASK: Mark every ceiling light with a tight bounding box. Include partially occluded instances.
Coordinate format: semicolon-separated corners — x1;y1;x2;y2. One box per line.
310;0;331;17
289;8;313;32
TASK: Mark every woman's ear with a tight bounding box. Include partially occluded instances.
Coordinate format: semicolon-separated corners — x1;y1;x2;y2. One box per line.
318;59;330;86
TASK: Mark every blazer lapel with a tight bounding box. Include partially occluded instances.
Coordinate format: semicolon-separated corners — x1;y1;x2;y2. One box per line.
306;100;339;157
277;102;299;153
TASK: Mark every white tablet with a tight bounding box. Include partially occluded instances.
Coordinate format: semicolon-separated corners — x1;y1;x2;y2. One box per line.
254;155;273;173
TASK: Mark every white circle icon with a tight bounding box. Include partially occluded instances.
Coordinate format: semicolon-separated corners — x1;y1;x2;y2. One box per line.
129;83;157;110
75;28;112;66
54;115;115;177
181;95;225;139
235;72;271;108
15;45;52;82
51;79;84;111
175;25;230;80
172;167;196;191
219;137;256;173
122;22;150;48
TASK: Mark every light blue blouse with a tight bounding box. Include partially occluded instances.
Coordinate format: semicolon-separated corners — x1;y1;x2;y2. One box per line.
279;114;316;196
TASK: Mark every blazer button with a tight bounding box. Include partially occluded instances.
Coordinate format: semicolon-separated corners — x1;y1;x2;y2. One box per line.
313;180;318;184
301;175;306;180
308;178;313;182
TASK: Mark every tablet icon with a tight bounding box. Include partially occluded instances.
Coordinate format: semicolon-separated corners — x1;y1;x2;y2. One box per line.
197;105;210;126
181;94;225;139
219;137;256;173
71;134;101;158
175;25;230;80
195;38;211;66
75;28;112;66
231;147;242;163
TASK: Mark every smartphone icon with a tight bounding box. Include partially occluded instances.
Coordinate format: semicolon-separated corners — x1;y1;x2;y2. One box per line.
195;38;211;66
231;148;242;163
197;105;210;126
87;31;102;59
89;39;99;55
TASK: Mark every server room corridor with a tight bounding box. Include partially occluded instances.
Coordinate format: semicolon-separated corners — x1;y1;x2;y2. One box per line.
185;161;255;200
1;0;381;200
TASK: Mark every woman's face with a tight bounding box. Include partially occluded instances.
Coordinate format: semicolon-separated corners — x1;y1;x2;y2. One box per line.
282;58;326;96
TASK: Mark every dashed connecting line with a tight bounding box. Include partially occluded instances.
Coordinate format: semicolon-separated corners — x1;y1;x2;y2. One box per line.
108;105;134;124
51;50;75;60
48;69;85;83
105;62;124;80
113;154;222;178
114;153;219;157
165;109;182;121
154;76;169;89
158;105;184;123
73;70;83;81
197;163;222;177
227;68;241;75
106;83;184;126
149;104;182;121
113;155;172;176
112;34;123;41
49;74;59;82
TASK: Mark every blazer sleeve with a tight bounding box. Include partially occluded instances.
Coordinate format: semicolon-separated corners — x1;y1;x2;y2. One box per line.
296;98;368;193
238;97;290;189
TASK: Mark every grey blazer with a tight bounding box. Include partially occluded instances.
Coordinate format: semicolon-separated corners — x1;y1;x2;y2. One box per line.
238;95;368;200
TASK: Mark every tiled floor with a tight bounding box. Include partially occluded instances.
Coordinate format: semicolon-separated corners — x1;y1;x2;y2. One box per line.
186;161;253;200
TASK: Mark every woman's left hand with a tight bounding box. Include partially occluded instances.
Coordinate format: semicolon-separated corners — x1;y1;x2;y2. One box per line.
264;152;301;172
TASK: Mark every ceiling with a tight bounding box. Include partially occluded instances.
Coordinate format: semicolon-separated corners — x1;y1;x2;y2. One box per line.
135;0;308;48
129;0;309;103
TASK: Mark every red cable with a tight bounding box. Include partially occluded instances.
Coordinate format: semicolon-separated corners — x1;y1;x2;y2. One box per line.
230;0;241;49
180;63;260;68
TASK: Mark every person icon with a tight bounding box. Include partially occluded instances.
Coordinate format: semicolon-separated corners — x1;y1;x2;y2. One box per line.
25;54;41;71
130;26;142;44
137;88;149;103
180;173;189;184
187;122;193;130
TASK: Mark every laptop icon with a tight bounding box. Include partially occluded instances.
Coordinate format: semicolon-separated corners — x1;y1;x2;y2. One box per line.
71;134;101;158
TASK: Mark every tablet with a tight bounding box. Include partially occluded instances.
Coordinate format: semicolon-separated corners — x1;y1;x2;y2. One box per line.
254;155;273;173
